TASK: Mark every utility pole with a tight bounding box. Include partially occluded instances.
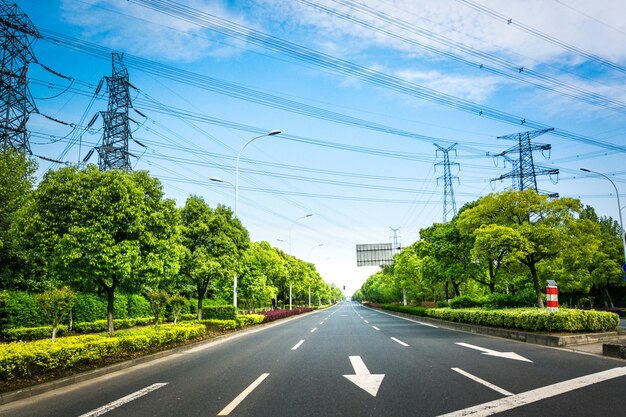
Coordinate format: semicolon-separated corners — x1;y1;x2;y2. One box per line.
434;143;459;223
97;53;135;171
390;226;406;305
491;128;559;196
0;1;40;154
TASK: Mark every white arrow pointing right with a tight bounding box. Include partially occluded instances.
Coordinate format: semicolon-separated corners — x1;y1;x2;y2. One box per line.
343;356;385;397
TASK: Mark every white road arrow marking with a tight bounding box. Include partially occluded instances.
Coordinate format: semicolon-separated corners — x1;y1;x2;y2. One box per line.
343;356;385;397
455;342;533;363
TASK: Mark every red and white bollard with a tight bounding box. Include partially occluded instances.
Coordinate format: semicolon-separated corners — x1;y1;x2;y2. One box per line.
546;280;558;313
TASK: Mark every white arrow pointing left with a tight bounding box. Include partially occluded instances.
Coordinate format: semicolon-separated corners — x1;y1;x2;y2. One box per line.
456;342;533;363
343;356;385;397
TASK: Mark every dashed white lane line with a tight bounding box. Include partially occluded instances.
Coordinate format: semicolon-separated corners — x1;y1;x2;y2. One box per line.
217;373;270;416
320;321;325;325
364;320;369;324
372;326;380;331
311;327;317;333
291;340;305;350
451;368;513;397
438;366;626;417
391;337;409;347
79;383;168;417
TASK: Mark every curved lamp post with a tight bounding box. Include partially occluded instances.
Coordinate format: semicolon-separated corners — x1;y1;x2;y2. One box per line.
288;214;313;310
580;168;626;266
213;130;281;309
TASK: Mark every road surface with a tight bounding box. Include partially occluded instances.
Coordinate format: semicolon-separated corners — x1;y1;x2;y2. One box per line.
1;301;625;416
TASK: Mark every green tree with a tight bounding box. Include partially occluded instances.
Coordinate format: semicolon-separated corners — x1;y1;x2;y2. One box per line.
35;286;76;341
168;294;187;325
146;290;169;327
18;166;181;335
419;220;477;297
179;196;250;319
0;149;41;290
457;190;586;308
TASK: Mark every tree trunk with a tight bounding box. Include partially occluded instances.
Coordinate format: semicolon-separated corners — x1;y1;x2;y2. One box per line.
197;296;203;320
603;286;614;308
528;261;544;308
106;287;115;336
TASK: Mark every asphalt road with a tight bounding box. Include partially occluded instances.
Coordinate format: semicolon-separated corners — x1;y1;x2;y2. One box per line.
1;301;625;417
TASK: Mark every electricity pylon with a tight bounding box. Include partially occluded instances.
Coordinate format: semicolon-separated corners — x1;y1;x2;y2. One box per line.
491;128;559;196
434;143;459;222
0;1;40;154
97;53;135;171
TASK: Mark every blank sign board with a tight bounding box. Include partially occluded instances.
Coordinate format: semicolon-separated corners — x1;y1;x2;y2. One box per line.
356;243;395;266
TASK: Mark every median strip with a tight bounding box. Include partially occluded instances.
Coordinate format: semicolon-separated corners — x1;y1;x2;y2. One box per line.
79;383;168;417
217;373;269;416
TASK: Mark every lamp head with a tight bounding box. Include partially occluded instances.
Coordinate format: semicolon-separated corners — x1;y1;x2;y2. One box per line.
268;130;281;136
580;168;591;173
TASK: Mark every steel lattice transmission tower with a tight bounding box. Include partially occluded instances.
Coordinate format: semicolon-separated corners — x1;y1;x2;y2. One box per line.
434;143;459;223
491;128;559;196
0;1;40;154
97;53;135;171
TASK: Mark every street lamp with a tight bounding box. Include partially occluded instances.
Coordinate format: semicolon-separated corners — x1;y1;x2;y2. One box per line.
288;214;313;310
219;130;281;310
235;130;281;218
580;168;626;266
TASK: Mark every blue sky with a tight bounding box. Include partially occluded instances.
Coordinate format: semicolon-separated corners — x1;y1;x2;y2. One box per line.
17;0;626;294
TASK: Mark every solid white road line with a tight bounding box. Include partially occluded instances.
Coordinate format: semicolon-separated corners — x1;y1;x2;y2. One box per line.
217;373;270;416
438;366;626;417
374;308;439;328
391;337;409;347
451;368;513;397
372;326;380;331
311;327;317;333
291;340;305;350
79;383;168;417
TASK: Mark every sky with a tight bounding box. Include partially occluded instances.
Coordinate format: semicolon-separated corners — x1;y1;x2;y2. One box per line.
12;0;626;296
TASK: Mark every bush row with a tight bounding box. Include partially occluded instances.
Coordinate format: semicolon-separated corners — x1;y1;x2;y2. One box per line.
418;307;619;333
0;291;235;332
2;317;156;341
448;291;539;310
259;307;313;323
381;304;429;316
0;323;207;381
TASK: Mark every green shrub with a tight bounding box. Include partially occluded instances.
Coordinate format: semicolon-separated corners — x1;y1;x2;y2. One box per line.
73;293;106;323
0;323;206;381
126;294;152;318
449;295;481;309
423;308;619;333
0;291;46;330
196;319;238;332
3;325;69;341
113;294;129;320
201;305;236;320
236;314;265;328
436;300;449;308
381;304;428;316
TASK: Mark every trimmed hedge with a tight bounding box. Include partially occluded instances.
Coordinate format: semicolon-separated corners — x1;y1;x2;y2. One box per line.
423;308;619;333
259;307;313;323
449;291;539;309
236;314;265;327
381;304;428;316
201;305;237;320
3;325;69;342
0;323;206;381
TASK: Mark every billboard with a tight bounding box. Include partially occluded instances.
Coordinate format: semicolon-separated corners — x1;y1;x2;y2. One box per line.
356;243;395;266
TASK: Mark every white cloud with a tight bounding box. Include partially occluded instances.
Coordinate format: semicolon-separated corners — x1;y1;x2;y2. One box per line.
60;0;246;62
